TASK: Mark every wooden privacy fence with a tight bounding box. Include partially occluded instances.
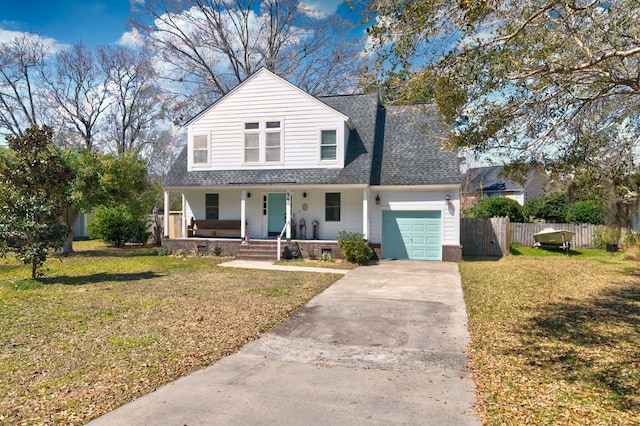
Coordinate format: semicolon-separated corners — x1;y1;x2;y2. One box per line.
511;222;596;248
461;217;511;257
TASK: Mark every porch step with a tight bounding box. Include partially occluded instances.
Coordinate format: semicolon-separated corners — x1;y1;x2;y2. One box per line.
235;241;279;261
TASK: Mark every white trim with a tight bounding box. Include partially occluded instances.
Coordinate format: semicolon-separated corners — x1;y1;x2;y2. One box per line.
318;128;338;163
242;118;284;165
163;191;169;238
185;68;350;127
324;191;342;223
190;132;211;169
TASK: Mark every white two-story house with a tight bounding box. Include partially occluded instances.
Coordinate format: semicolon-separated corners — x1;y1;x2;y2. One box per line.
162;68;462;261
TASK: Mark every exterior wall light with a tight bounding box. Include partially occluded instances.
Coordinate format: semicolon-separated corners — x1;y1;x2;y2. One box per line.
375;193;380;205
445;193;451;206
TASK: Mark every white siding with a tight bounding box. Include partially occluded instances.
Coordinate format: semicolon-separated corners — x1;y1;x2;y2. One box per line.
182;187;364;239
369;189;460;246
187;70;348;171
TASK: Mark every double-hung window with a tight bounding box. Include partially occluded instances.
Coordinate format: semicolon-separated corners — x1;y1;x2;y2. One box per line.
325;192;341;222
205;193;219;220
193;134;209;165
265;121;281;162
320;130;337;161
244;122;260;163
243;120;282;164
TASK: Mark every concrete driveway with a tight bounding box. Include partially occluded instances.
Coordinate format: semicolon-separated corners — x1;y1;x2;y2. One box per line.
89;261;480;425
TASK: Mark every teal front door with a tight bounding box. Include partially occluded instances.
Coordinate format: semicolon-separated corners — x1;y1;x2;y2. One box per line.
268;193;286;236
382;211;441;260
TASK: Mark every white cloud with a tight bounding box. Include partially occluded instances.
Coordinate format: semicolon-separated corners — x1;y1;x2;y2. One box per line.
298;0;341;19
117;28;144;48
0;27;70;52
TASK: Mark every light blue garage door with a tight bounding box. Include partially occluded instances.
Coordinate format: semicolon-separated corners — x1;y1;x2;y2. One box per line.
382;211;442;260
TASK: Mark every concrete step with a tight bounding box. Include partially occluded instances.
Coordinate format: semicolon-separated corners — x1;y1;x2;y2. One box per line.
235;242;278;261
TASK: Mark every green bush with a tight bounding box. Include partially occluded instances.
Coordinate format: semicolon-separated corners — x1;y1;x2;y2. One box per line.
566;200;604;225
156;246;171;256
89;205;150;247
337;231;373;265
465;197;525;222
622;231;640;247
592;225;621;249
523;192;567;222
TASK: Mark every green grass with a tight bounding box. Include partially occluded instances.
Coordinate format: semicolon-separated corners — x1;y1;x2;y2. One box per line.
461;245;640;425
0;241;341;425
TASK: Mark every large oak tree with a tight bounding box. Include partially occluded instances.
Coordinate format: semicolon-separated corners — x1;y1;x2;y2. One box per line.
365;0;640;170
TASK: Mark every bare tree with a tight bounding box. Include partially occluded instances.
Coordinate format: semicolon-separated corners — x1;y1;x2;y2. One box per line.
0;34;48;137
41;42;111;149
98;45;165;154
131;0;364;119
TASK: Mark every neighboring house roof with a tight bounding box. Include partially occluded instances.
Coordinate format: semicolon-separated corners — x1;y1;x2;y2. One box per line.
163;77;460;188
463;166;524;193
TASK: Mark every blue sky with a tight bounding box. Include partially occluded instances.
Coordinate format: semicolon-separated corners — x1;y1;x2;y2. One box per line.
1;1;131;48
0;0;357;50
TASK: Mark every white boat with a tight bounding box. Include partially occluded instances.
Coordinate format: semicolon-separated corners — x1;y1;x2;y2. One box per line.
533;228;575;249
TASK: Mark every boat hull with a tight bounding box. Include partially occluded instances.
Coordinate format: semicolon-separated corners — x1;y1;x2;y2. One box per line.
534;228;575;246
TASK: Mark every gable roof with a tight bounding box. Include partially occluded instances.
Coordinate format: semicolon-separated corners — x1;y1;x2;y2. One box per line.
163;77;461;189
184;67;350;127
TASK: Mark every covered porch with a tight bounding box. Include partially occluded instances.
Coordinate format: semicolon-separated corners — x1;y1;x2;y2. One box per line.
162;186;372;242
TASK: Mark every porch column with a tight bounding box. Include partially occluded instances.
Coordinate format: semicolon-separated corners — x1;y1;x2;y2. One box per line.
181;193;187;238
286;191;292;239
163;190;170;239
362;188;369;240
241;190;247;238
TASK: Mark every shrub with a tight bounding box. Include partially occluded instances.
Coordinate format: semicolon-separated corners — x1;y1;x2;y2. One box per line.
320;252;334;262
592;225;621;249
622;231;640;248
307;248;317;260
337;231;373;265
465;197;525;222
523;192;567;222
89;205;150;247
566;200;605;224
213;244;222;256
156;246;171;256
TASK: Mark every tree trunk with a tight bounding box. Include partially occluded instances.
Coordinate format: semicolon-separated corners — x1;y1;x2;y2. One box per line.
61;206;81;255
31;257;37;280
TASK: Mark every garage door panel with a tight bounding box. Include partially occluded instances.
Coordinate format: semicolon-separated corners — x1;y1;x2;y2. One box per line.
382;211;441;261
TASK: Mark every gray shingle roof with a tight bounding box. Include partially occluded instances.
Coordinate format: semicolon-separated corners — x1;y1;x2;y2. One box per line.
163;92;460;188
377;104;461;186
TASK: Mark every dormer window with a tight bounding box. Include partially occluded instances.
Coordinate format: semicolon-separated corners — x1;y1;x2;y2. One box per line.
320;130;337;161
243;120;283;164
193;134;209;165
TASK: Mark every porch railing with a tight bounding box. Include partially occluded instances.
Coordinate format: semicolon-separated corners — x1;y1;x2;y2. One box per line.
276;220;290;261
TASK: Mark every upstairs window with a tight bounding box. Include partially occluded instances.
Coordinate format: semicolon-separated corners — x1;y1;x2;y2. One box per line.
243;120;283;164
265;121;281;162
244;122;260;163
193;134;209;165
325;192;341;222
205;193;219;220
320;130;337;161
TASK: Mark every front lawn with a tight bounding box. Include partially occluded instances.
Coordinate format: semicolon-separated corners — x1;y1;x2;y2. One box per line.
0;241;341;425
460;246;640;425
